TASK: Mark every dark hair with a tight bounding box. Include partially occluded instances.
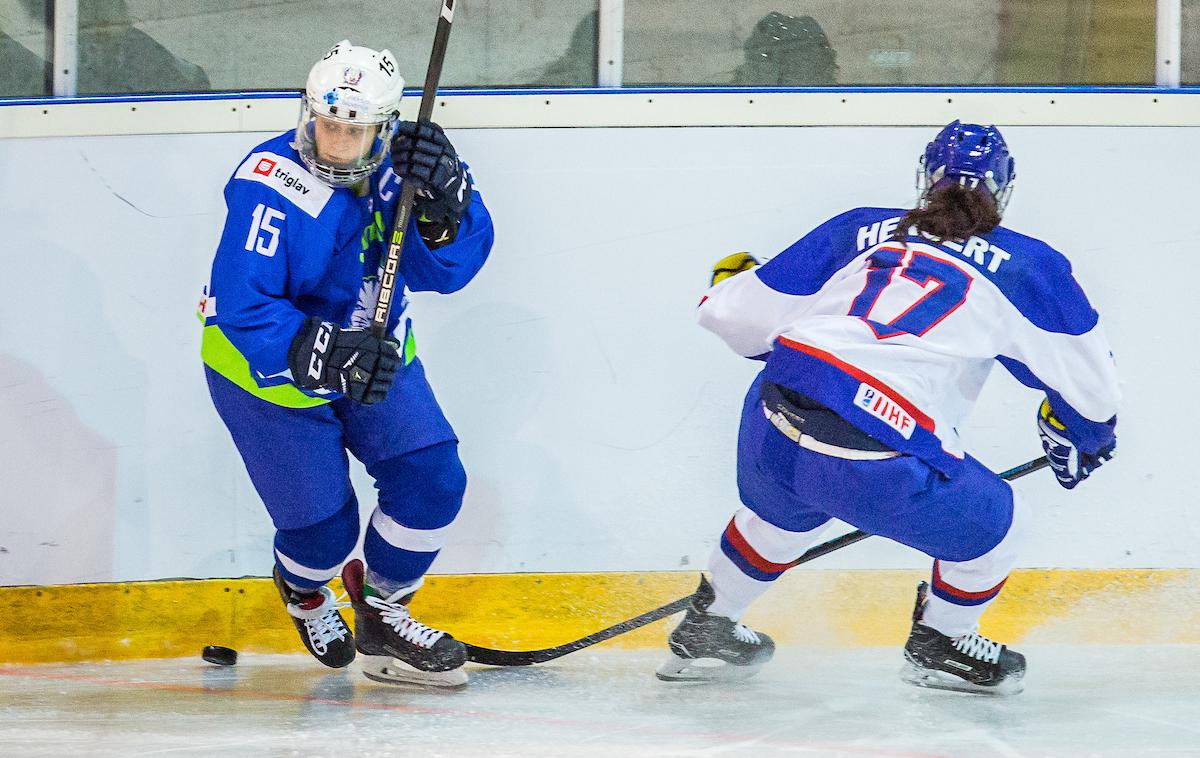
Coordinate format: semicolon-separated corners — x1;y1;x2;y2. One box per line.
894;183;1001;245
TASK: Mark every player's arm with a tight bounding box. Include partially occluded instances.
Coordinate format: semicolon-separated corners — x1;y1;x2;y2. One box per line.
998;253;1120;488
697;209;867;358
209;184;315;382
697;256;792;359
400;185;493;294
391;122;494;294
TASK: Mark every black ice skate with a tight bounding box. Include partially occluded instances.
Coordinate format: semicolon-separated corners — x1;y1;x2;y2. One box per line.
341;559;468;688
900;581;1026;696
656;576;775;682
273;567;355;668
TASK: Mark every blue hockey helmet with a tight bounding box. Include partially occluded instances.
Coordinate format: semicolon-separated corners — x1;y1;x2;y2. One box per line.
918;121;1016;214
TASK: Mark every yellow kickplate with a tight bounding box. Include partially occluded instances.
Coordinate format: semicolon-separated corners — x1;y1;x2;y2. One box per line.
1;569;1196;664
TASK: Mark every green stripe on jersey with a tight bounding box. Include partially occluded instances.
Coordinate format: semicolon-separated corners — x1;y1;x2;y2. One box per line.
201;325;330;409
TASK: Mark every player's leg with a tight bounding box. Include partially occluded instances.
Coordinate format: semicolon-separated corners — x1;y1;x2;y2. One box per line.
271;495;359;667
796;452;1029;694
346;441;468;686
205;367;358;667
898;466;1031;695
338;357;469;686
659;375;832;682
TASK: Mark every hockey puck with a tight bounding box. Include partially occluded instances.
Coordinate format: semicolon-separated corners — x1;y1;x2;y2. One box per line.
201;645;238;666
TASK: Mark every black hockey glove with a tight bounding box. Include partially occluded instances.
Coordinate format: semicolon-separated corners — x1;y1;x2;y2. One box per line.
1036;398;1116;489
391;120;473;229
288;318;401;405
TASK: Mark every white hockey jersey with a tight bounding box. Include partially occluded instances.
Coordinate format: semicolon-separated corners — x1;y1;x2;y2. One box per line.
698;207;1119;476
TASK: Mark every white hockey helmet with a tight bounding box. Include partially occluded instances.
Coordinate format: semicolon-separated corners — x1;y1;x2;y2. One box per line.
295;40;405;187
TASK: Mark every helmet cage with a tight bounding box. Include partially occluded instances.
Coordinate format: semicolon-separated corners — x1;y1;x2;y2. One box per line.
296;98;399;187
915;121;1016;215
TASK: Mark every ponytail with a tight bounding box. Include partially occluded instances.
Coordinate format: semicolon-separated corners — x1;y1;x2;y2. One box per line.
893;183;1001;245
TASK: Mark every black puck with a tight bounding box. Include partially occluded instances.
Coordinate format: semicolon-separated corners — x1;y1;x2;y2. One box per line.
201;645;238;666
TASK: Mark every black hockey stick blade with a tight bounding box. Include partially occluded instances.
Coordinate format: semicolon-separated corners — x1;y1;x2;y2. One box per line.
463;454;1049;667
465;592;695;667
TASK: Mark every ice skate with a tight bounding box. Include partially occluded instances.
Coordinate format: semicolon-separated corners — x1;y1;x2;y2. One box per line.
341;559;469;688
273;567;355;668
656;576;775;682
900;581;1026;695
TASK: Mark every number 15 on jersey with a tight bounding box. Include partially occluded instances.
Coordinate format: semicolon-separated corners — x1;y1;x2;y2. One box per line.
245;203;286;257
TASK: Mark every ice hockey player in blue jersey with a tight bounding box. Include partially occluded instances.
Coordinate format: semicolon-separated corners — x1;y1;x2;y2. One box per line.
200;41;494;687
658;122;1119;694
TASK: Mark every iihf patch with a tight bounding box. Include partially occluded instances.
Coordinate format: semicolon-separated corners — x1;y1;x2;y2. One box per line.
854;383;916;439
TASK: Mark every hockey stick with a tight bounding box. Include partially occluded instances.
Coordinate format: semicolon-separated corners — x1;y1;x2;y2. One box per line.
371;0;457;338
463;454;1050;667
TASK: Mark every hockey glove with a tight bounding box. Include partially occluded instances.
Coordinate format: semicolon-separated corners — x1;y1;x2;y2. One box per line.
391;120;473;226
1036;398;1116;489
711;252;761;286
288;318;401;405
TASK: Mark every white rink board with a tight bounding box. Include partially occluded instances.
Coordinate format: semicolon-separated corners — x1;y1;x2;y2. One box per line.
0;124;1194;584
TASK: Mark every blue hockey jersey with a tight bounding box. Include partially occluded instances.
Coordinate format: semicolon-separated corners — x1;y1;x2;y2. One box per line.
200;130;494;407
697;207;1119;476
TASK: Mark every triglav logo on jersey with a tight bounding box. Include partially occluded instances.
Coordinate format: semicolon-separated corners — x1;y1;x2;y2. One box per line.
854;384;916;439
249;156;310;195
272;168;311;195
235;152;334;219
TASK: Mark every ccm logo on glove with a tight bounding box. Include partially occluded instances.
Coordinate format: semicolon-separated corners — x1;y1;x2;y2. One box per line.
307;322;334;382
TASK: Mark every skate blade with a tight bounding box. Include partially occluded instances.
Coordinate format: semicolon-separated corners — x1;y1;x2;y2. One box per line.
360;655;469;688
899;662;1024;696
655;653;765;683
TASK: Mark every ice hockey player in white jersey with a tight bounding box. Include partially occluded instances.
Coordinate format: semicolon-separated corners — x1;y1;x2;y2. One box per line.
658;121;1119;694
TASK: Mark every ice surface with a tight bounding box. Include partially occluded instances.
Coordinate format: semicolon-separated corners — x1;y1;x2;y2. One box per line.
2;646;1198;757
